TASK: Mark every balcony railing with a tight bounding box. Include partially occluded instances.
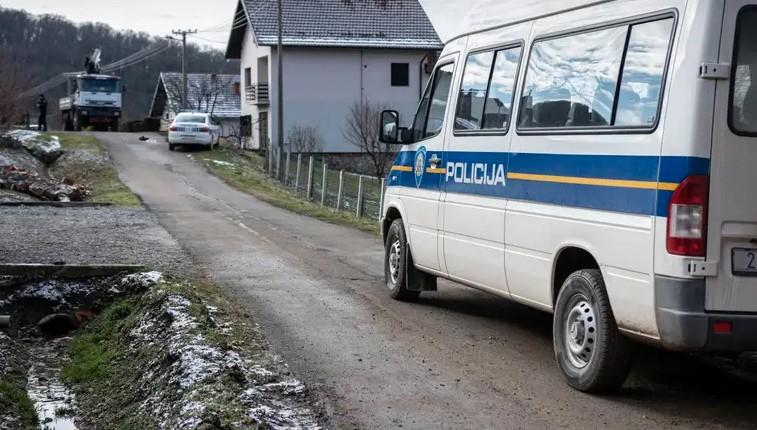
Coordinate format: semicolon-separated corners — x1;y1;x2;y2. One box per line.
245;83;269;105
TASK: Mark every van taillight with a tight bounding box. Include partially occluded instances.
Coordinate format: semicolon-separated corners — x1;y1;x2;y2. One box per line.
667;175;709;257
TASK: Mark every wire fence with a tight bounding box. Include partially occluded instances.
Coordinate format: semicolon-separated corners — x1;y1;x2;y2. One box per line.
269;149;386;221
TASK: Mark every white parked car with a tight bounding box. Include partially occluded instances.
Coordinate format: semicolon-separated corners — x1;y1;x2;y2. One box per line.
168;112;220;151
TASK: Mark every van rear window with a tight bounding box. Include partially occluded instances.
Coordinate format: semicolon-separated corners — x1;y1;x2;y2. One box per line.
730;7;757;135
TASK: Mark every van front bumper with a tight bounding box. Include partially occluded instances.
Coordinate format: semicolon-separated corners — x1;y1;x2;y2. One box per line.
656;276;757;351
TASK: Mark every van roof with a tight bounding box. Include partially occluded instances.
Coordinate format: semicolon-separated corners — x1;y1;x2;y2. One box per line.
453;0;613;42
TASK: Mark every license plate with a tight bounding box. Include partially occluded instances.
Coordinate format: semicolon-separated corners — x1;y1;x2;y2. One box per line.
732;248;757;276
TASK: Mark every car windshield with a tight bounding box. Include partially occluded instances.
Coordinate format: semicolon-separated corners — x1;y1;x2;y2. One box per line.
78;78;119;93
175;114;207;124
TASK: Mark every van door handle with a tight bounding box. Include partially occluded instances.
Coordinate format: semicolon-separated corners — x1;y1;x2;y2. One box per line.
429;154;441;168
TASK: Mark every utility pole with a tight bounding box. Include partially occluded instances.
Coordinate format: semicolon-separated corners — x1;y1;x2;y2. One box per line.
171;29;197;110
276;0;284;181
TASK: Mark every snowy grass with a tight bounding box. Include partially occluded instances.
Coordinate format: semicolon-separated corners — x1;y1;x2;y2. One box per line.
63;275;322;429
47;133;141;206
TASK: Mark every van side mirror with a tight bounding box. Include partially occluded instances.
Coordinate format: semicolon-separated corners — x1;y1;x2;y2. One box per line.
380;110;400;144
122;85;127;94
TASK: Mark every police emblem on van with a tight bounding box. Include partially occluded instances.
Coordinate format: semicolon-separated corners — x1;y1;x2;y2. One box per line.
414;147;427;188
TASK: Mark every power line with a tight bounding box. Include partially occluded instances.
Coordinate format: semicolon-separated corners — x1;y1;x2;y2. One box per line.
188;34;229;44
197;16;247;33
19;42;172;98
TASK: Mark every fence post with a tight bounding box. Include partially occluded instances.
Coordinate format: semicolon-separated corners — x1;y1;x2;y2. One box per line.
268;147;275;178
378;178;385;222
356;175;364;218
295;153;302;192
336;170;344;211
284;151;291;186
320;160;328;206
306;156;315;200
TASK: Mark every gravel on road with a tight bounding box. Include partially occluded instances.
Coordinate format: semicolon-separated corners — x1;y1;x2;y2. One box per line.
0;206;196;277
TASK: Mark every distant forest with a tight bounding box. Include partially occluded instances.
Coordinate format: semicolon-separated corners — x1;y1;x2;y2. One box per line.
0;6;238;125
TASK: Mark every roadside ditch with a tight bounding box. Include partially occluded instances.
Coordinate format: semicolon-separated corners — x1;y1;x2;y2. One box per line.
0;270;324;429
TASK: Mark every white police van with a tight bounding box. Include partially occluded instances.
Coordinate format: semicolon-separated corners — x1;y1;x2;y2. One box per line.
378;0;757;392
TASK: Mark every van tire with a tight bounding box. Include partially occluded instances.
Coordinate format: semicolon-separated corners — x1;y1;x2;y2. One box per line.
553;269;632;393
168;144;176;152
384;219;421;301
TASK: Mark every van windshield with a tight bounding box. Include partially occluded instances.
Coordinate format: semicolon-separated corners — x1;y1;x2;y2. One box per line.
731;7;757;135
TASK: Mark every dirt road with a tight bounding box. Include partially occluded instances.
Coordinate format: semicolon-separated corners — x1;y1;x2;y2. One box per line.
99;132;757;429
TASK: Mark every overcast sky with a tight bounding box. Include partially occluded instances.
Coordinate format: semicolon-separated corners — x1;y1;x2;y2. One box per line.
0;0;462;49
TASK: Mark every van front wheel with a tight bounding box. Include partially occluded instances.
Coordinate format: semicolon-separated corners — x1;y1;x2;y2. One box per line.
553;269;632;393
384;219;421;301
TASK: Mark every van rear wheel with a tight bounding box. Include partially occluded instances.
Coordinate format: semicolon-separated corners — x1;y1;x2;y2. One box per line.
553;269;632;393
384;219;421;301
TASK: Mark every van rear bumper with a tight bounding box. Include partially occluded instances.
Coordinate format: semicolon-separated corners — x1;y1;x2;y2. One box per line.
655;276;757;351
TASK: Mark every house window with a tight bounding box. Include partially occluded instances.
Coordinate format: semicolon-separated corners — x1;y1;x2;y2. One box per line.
391;63;410;87
245;67;252;88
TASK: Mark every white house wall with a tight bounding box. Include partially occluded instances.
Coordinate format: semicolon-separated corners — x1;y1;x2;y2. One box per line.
278;47;428;153
240;27;271;150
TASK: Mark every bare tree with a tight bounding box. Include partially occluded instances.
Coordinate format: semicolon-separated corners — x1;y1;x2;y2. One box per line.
342;98;395;178
287;124;323;153
0;49;23;130
163;74;236;116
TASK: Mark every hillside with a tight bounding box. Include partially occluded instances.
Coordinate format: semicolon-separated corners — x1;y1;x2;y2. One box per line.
0;6;238;126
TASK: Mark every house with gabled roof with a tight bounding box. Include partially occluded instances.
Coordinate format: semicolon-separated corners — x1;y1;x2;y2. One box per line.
149;72;242;135
225;0;443;153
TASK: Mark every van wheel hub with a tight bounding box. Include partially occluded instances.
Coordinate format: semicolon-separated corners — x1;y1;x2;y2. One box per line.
388;240;402;285
564;298;597;369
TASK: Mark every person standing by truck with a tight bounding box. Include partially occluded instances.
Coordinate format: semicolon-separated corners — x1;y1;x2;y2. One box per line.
36;94;48;132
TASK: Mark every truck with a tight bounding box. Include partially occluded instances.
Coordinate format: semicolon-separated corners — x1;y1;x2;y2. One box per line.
60;50;123;131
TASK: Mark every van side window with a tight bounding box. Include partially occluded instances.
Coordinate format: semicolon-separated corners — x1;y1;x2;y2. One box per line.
455;52;495;130
424;63;455;139
483;47;521;129
409;63;455;141
615;19;674;127
731;7;757;135
455;46;522;132
518;17;674;131
519;26;626;129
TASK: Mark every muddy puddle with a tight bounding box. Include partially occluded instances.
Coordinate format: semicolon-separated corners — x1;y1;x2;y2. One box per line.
27;338;78;430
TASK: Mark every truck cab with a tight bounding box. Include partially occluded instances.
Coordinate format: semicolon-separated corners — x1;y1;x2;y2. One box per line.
60;74;122;131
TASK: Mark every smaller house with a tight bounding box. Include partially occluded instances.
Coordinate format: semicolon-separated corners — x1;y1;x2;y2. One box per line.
149;72;242;136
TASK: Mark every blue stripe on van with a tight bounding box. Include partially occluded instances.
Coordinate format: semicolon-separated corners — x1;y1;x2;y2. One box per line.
386;151;710;217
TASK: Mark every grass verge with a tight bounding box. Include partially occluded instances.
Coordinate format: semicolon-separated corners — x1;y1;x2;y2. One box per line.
0;379;38;429
199;146;380;235
47;133;141;206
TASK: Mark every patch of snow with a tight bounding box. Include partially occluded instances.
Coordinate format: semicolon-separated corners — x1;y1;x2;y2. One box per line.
117;272;163;294
3;130;61;163
0;280;94;312
206;159;236;168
